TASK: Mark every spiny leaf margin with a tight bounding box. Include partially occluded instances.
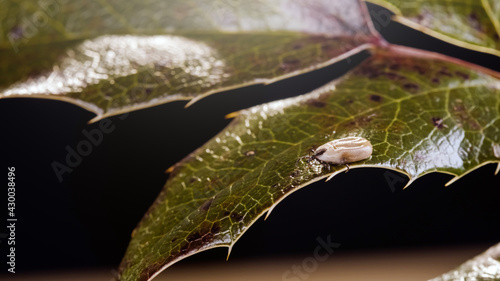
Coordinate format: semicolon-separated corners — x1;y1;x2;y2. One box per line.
0;0;379;122
118;48;500;281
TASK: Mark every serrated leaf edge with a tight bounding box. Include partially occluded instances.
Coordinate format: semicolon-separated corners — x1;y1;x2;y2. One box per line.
92;43;376;123
135;45;500;280
137;161;499;281
1;43;376;125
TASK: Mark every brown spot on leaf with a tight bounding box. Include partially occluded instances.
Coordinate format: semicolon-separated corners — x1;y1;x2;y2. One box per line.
292;43;303;50
412;65;426;75
469;120;481;130
306;99;327;108
403;83;419;92
199;198;214;212
211;223;221;234
438;68;452;77
223;211;230;217
468;12;483;31
455;71;470;80
431;117;446;129
230;212;244;222
432;78;440;84
389;64;400;71
370;94;382;102
469;12;478;21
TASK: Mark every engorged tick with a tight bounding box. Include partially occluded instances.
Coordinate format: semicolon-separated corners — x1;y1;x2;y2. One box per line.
313;136;373;171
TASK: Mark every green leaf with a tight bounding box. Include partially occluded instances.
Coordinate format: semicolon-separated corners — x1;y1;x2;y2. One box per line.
117;48;500;281
367;0;500;56
430;243;500;281
0;0;378;121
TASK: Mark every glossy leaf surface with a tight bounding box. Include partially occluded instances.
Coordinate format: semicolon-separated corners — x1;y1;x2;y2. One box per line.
0;0;377;121
118;50;500;280
368;0;500;56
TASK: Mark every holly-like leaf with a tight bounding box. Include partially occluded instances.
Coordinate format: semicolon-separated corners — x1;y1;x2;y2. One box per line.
117;48;500;281
0;0;378;122
430;242;500;281
367;0;500;56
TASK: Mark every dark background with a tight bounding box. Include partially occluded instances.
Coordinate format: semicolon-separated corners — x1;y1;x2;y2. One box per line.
1;2;500;277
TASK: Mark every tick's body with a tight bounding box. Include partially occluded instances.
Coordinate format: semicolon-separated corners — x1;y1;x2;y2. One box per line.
314;137;372;165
